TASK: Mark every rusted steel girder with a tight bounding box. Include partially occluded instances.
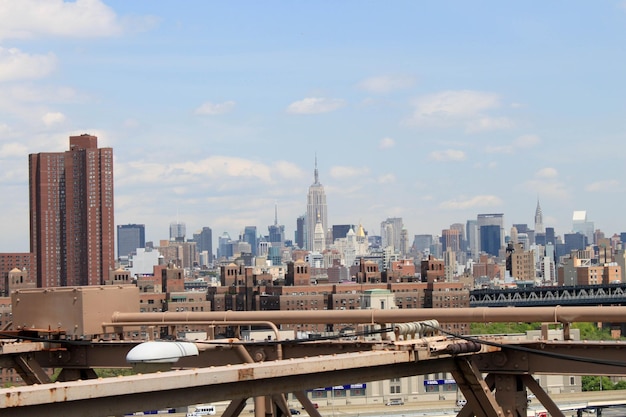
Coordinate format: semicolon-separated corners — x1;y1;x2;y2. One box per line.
110;305;626;325
0;349;421;417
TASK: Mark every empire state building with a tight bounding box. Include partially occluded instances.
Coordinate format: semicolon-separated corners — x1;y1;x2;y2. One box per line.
306;158;328;251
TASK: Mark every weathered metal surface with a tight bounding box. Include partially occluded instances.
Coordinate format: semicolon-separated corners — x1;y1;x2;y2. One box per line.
12;354;52;385
12;286;139;338
453;358;503;417
0;350;415;417
476;340;626;375
112;305;626;325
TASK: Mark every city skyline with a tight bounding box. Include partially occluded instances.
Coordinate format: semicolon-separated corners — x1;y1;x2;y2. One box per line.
2;1;626;252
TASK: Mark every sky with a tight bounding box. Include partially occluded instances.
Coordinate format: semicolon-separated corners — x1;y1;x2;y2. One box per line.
2;1;626;253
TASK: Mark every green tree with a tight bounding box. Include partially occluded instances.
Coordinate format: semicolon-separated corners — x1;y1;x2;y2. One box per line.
470;322;541;335
571;323;614;340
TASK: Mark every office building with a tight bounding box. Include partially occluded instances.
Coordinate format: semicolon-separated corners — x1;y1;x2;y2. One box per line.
477;214;504;257
306;158;328;251
193;227;213;263
441;229;461;253
117;224;145;259
268;204;285;248
295;215;305;249
412;235;433;255
29;134;114;287
572;211;594;245
243;226;258;256
466;220;478;259
480;225;502;257
332;224;355;242
169;221;186;242
380;217;404;252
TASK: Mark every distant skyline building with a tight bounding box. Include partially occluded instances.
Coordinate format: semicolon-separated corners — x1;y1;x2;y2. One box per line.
466;220;478;259
169;221;186;242
194;226;213;263
332;224;355;242
306;158;328;251
217;232;233;260
380;217;404;252
295;215;305;249
572;210;594;245
449;223;466;251
477;213;505;256
268;203;285;248
243;226;258;256
441;228;461;253
412;234;433;256
535;200;545;234
117;224;145;259
29;134;114;287
480;224;502;257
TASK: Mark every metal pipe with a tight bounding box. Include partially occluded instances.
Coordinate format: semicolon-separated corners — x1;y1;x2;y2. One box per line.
111;305;626;325
102;320;283;360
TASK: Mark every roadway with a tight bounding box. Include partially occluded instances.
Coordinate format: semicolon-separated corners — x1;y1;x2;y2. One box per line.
190;391;626;417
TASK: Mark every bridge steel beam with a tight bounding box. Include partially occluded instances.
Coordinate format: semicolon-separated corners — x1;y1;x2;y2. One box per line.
0;349;461;417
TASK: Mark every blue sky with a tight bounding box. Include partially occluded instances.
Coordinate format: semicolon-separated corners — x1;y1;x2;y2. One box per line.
1;1;626;252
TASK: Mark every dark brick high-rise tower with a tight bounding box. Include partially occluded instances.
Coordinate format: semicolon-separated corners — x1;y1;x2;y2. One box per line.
29;134;114;287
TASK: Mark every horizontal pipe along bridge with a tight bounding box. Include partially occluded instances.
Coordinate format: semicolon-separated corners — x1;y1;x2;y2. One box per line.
2;305;626;417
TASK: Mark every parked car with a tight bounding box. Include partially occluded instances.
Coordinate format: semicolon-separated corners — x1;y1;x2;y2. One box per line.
456;399;467;407
289;409;301;415
385;398;404;406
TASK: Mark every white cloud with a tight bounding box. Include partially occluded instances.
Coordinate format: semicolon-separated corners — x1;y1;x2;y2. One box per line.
41;111;66;126
512;134;541;148
272;161;305;180
0;0;123;41
379;137;395;149
485;134;541;154
5;85;81;103
429;149;466;162
377;173;396;184
523;167;569;199
194;101;236;115
0;142;28;158
439;195;503;210
585;180;619;192
117;156;306;189
465;116;515;133
358;75;415;93
535;167;558;179
330;166;370;179
408;90;511;132
286;97;346;114
0;47;56;82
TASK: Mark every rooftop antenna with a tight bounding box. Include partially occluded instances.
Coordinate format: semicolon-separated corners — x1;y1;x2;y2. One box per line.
314;153;319;184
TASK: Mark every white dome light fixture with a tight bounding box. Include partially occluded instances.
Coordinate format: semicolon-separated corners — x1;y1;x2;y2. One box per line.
126;341;199;364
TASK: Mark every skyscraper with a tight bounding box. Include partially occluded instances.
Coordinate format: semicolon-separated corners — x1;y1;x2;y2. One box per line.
243;226;258;256
477;213;504;257
380;217;404;252
117;224;145;259
268;203;285;247
306;158;328;251
194;226;213;262
572;211;594;244
534;200;544;234
295;215;305;249
29;134;114;287
169;221;186;242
